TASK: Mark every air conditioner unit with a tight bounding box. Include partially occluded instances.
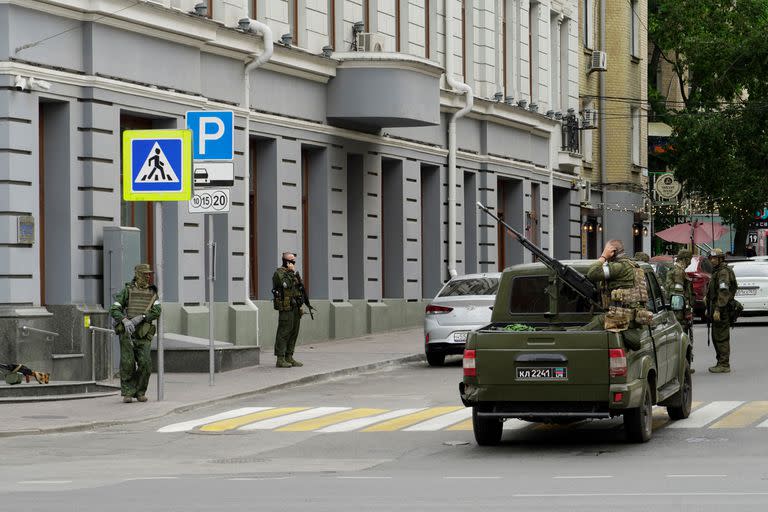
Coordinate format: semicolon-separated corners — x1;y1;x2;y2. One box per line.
580;180;592;205
356;32;385;52
589;50;607;73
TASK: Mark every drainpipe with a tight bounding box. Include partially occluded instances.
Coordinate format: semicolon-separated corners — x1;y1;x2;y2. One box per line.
445;0;474;278
240;19;274;346
598;0;607;246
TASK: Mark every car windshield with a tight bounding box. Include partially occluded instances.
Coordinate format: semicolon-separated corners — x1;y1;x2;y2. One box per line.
732;263;768;278
438;277;499;297
507;275;592;314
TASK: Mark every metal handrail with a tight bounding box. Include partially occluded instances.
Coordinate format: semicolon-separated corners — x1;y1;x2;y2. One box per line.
19;325;59;341
88;326;116;382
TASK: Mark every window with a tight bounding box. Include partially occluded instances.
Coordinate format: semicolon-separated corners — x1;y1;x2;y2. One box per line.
329;0;335;49
583;0;593;49
509;275;550;313
631;107;640;165
582;101;594;162
248;0;256;19
439;277;500;297
645;272;664;312
557;281;593;313
630;0;640;58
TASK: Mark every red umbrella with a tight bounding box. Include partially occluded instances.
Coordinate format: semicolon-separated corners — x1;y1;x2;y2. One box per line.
655;221;729;244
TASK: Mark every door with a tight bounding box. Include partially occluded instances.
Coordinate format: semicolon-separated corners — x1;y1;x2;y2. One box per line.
646;270;675;386
120;115;155;266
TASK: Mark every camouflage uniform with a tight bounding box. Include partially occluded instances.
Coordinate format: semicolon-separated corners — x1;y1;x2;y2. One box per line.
665;250;694;328
584;254;650;334
633;251;650;263
109;263;161;402
707;250;737;372
272;266;304;368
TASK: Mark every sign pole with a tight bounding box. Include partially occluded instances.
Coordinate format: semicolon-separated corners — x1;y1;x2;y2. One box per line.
155;201;165;401
207;213;215;385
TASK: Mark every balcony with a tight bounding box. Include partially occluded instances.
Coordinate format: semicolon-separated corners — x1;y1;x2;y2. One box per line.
326;52;442;131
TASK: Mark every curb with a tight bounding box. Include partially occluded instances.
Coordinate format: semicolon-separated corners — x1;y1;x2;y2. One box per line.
0;353;425;438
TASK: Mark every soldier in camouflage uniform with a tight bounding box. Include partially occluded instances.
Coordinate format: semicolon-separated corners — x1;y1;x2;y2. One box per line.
272;252;305;368
110;263;161;403
706;248;737;373
633;251;650;263
582;240;651;336
666;249;695;372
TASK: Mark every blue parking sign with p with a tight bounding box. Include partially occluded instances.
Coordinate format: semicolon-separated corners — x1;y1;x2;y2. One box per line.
186;111;234;161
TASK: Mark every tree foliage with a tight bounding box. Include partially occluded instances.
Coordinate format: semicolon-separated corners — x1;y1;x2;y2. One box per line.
649;0;768;252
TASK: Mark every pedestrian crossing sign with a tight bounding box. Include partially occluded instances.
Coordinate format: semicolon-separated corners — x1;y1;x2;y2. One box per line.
122;129;192;201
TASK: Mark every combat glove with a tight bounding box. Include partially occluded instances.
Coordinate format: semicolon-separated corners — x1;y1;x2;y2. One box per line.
122;317;135;335
130;314;145;326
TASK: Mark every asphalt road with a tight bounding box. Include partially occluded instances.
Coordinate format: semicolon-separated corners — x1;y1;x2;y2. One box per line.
2;319;768;511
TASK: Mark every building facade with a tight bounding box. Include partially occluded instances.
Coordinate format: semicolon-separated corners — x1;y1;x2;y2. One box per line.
1;0;583;379
578;0;648;258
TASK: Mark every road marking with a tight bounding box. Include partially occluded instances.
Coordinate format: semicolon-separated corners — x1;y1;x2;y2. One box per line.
553;475;613;479
513;492;768;498
666;401;744;428
158;407;271;433
337;476;392;480
228;477;293;481
666;474;727;478
445;418;530;431
653;401;705;429
277;408;388;432
404;408;472;431
239;407;349;430
125;477;179;481
200;407;307;432
361;407;463;432
18;480;72;485
318;408;425;432
444;476;502;480
710;401;768;428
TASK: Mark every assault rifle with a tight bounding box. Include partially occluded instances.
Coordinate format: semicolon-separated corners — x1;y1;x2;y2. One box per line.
295;275;317;320
477;202;604;311
1;363;50;384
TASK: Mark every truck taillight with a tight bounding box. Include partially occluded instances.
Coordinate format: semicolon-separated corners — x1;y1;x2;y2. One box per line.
609;348;627;377
426;304;453;315
463;349;476;377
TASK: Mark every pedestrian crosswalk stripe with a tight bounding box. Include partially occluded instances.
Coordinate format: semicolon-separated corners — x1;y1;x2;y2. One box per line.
239;407;349;431
404;408;472;431
317;408;426;433
667;401;744;429
361;406;463;432
158;402;768;433
200;407;304;432
277;408;388;432
710;401;768;429
158;407;270;433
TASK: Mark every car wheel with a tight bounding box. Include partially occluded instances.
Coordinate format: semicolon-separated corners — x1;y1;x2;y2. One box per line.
472;406;503;446
426;352;445;367
667;360;693;420
624;384;653;443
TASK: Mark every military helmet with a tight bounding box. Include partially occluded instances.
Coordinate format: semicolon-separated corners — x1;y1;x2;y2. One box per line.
709;248;725;259
633;251;650;262
677;249;692;259
134;263;153;274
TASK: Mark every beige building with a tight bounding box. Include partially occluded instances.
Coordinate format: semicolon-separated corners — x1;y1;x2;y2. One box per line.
577;0;648;257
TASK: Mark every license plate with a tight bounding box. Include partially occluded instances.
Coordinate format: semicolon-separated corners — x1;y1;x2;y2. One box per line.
453;332;468;342
736;288;757;296
516;367;568;381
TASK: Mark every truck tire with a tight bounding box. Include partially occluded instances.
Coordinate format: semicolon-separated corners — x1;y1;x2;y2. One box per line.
426;352;445;367
472;406;503;446
667;361;693;420
624;384;653;443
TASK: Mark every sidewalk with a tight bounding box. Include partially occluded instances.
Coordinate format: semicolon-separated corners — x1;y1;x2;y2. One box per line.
0;327;424;437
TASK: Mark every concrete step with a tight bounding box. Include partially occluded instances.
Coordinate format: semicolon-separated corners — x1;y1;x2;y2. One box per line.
0;380;119;402
150;333;260;373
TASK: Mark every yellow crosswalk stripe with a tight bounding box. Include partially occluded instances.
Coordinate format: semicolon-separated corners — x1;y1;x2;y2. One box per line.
653;401;704;430
446;419;472;431
710;401;768;429
199;407;307;432
277;408;389;431
361;406;464;432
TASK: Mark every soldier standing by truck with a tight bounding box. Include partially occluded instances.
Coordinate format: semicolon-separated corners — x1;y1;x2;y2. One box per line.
666;249;695;371
707;248;737;373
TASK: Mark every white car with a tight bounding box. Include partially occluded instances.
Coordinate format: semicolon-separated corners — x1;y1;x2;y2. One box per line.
423;273;501;367
731;262;768;315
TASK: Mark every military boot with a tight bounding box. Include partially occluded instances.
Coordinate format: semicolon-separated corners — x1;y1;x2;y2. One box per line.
136;395;148;402
276;357;292;368
286;356;303;367
122;396;133;403
708;364;731;373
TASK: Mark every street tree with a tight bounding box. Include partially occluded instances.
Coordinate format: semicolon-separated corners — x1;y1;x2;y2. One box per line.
649;0;768;254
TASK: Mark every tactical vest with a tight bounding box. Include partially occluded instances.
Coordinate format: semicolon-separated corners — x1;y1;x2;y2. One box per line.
604;261;651;332
274;268;301;312
127;286;156;317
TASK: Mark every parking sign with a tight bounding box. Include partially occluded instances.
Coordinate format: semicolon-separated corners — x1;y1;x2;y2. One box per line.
186;111;234;160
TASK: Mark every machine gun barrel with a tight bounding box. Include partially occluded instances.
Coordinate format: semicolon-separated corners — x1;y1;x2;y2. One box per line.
477;202;603;311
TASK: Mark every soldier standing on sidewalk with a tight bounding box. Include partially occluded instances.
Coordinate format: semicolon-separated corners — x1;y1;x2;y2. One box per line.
272;252;305;368
110;263;162;403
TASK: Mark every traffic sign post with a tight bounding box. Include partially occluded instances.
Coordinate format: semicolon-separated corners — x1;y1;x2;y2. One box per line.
122;129;193;402
186;111;235;385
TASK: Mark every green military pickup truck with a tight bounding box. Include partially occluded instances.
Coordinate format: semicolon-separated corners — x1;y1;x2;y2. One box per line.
459;260;693;445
